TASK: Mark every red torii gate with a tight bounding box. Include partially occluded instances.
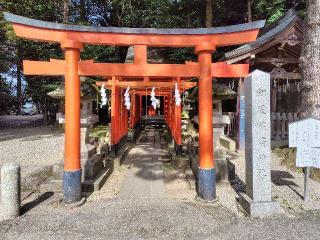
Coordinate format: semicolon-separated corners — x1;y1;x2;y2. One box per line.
4;12;264;203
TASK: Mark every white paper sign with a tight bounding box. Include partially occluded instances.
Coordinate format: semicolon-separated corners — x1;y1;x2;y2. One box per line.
296;147;320;168
289;118;320;148
289;118;320;168
59;117;65;124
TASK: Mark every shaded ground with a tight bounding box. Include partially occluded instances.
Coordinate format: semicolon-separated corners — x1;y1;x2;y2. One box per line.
273;147;320;182
0;115;44;129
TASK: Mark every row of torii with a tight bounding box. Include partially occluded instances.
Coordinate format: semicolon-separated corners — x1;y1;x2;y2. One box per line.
4;12;264;203
99;78;183;153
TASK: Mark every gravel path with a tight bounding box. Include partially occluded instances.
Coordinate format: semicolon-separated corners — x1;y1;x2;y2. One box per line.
0;126;64;177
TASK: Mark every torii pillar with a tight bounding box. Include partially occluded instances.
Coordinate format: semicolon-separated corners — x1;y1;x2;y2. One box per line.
175;78;182;155
62;40;83;203
195;43;216;201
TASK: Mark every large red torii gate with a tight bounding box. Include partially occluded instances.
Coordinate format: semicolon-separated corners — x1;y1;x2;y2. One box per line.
4;12;264;203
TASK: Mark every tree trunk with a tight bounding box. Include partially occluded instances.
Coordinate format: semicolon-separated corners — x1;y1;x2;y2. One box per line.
63;0;69;23
299;0;320;117
247;0;252;23
16;45;22;115
205;0;213;27
79;0;87;22
16;63;22;115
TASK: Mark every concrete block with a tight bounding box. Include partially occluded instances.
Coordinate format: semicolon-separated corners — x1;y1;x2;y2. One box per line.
220;136;236;152
215;159;228;183
215;149;228;183
239;192;280;218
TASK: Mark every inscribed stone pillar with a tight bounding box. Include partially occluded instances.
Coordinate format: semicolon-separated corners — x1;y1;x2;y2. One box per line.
239;70;280;217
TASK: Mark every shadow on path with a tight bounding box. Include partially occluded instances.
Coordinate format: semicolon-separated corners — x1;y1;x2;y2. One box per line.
21;192;54;215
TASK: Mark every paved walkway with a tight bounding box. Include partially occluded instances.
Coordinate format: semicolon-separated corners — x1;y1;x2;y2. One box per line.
119;129;166;199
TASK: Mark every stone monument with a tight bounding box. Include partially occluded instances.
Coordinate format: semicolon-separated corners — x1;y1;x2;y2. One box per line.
239;70;280;217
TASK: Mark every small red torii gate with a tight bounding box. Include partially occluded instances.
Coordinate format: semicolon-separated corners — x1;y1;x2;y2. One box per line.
4;12;264;203
96;77;196;150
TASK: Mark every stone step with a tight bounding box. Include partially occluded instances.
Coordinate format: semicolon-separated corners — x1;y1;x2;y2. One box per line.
82;154;104;180
82;167;112;193
40;177;63;193
87;144;97;158
40;166;113;194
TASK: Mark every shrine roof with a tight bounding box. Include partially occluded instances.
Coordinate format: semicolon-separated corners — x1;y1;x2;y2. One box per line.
224;9;303;62
4;12;265;36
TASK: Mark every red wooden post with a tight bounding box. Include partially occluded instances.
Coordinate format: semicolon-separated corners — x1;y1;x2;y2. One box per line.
172;95;176;142
196;43;216;201
140;95;142;117
120;89;124;139
164;96;167;123
62;40;83;203
130;92;134;128
111;76;118;146
175;79;182;155
116;84;121;143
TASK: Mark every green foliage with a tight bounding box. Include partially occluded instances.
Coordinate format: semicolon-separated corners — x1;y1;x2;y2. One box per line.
254;0;306;23
89;124;109;139
0;0;64;114
255;0;286;23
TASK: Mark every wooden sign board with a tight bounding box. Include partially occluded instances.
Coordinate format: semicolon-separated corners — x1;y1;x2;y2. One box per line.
289;118;320;148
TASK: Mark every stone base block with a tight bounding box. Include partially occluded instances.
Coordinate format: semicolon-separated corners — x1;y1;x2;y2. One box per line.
215;159;228;183
220;136;236;151
40;177;63;193
81;144;96;161
235;149;245;160
82;154;104;180
82;167;112;192
239;192;280;217
52;163;64;179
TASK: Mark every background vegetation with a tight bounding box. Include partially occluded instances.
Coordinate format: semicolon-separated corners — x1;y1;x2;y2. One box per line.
0;0;306;116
